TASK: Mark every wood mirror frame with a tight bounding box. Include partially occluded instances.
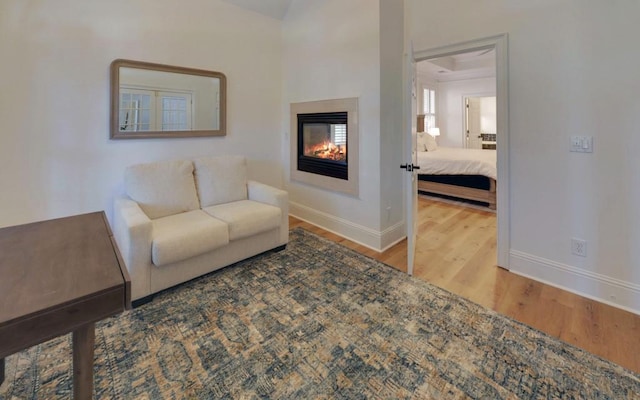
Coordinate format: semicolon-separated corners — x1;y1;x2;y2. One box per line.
110;59;226;139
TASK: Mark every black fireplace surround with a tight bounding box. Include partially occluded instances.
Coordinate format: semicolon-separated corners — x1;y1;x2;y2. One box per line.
297;111;348;180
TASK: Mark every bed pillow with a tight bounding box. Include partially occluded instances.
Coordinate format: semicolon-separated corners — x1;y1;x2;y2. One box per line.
417;132;438;152
423;133;438;151
416;132;428;151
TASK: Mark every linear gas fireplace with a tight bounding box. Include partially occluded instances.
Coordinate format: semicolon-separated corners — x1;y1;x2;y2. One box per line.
290;98;359;196
297;112;348;180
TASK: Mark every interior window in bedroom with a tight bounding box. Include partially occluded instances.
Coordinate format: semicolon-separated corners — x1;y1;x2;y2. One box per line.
423;88;436;132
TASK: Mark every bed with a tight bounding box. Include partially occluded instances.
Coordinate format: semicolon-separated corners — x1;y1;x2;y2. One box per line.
416;146;497;209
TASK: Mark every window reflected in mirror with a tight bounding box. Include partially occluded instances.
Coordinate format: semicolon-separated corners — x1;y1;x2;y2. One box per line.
110;59;226;139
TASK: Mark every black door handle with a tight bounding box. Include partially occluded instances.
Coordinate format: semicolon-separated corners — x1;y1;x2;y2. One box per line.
400;164;421;171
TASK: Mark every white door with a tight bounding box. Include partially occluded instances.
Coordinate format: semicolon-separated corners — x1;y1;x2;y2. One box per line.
403;47;418;276
465;97;482;149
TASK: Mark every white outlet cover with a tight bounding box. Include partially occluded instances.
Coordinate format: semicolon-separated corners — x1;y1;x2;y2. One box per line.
571;238;587;257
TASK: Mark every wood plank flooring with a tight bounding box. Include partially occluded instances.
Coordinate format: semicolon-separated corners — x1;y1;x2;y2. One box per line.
289;196;640;374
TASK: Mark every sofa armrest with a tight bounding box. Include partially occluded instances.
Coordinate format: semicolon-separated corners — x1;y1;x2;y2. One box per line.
247;180;289;244
113;198;153;300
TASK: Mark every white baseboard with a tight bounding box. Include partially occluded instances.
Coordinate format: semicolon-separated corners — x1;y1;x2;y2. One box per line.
510;250;640;316
290;201;405;252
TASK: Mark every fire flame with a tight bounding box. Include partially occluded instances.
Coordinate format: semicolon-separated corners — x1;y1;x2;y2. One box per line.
305;141;347;162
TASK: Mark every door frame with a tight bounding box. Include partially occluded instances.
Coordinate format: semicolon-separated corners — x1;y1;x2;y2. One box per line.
404;44;419;276
414;34;510;268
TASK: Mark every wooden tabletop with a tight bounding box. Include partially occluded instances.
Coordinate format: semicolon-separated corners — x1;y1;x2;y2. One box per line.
0;211;130;357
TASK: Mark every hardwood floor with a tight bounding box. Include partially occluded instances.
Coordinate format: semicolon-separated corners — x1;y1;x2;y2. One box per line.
289;196;640;374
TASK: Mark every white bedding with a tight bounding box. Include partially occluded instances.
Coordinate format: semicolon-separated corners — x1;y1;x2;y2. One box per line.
416;147;497;180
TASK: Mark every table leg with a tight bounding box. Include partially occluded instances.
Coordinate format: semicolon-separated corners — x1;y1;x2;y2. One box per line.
73;323;95;400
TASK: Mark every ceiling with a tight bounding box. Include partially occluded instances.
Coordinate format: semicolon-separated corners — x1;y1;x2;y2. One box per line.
221;0;293;20
417;49;496;82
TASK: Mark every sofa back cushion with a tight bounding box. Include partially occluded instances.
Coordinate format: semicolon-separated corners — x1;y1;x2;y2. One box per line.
194;155;248;207
125;160;200;219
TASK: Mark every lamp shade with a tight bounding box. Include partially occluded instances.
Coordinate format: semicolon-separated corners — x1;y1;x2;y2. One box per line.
428;127;440;137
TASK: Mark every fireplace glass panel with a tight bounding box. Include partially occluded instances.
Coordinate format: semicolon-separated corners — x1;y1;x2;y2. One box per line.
297;111;348;180
302;123;347;162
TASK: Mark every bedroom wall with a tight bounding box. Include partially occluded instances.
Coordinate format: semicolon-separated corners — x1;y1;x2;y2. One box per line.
436;77;496;148
480;96;497;134
410;0;640;313
283;0;405;250
0;0;283;229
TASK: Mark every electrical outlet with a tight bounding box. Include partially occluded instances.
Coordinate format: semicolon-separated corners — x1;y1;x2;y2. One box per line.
571;238;587;257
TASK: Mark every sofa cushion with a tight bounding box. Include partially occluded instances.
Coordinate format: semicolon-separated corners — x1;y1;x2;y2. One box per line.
125;160;200;219
194;156;248;207
203;200;281;241
151;210;229;266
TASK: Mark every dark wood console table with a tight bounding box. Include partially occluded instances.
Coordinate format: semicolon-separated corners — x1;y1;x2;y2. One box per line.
0;212;130;399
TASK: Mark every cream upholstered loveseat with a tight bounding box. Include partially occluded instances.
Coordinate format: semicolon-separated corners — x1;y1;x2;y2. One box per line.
112;155;288;304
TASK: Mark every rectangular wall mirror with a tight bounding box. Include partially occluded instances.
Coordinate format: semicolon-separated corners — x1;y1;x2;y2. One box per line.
110;59;226;139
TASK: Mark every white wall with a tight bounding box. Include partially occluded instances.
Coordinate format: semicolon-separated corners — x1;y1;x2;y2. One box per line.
0;0;283;228
283;0;388;249
437;78;495;147
410;0;640;313
480;96;496;134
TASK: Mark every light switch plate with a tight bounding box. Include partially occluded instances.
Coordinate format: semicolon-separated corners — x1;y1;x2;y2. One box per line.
570;135;593;153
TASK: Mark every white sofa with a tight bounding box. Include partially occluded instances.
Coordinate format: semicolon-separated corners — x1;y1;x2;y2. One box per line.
112;155;288;304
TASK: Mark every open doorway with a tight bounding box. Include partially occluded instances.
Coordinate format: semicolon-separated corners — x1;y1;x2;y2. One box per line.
409;35;509;288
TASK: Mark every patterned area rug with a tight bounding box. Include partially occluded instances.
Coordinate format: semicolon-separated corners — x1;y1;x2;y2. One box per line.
1;228;638;399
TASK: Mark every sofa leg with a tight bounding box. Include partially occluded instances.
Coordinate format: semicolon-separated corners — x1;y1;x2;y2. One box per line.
131;295;155;308
273;244;286;252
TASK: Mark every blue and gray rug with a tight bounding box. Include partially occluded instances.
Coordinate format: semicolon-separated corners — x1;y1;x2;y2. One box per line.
1;228;639;399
